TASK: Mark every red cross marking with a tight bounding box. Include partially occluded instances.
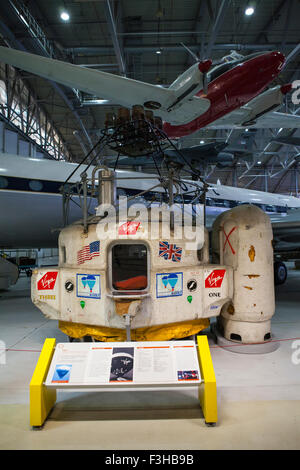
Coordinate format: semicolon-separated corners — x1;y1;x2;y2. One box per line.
222;226;237;255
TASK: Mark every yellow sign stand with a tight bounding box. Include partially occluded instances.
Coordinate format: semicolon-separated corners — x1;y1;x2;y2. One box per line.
29;338;57;428
29;335;217;428
196;335;218;425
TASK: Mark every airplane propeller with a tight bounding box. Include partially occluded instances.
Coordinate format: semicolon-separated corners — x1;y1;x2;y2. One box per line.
180;42;226;67
180;43;217;93
180;42;237;94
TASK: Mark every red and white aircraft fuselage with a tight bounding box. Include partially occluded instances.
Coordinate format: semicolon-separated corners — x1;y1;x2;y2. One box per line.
164;51;286;137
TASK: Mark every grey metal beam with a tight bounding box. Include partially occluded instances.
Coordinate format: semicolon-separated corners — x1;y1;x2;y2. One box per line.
264;167;268;192
284;43;300;68
205;0;215;24
118;30;208;37
281;0;294;48
255;0;288;44
0;5;95;159
65;43;299;56
185;0;207;66
238;98;300;184
8;0;54;57
295;166;299;196
0;19;71;159
287;58;300;83
0;110;57;160
192;0;206;40
104;0;127;76
232;166;237;187
205;0;230;58
272;165;293;193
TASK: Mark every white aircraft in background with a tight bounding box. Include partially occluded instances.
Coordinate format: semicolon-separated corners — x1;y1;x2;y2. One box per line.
0;256;19;289
0;152;300;244
1;152;300;286
270;208;300;284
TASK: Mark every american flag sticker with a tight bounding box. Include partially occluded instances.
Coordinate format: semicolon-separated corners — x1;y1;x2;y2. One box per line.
77;241;100;265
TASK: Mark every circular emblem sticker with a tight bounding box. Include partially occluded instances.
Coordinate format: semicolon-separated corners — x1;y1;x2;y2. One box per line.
65;280;74;293
187;279;197;292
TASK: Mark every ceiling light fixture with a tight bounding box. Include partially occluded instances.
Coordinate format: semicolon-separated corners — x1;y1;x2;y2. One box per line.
60;11;70;21
245;6;254;16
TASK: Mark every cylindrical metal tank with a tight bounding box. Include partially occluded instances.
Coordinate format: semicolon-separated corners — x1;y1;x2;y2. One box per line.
132;105;145;121
145;110;154;124
211;204;275;343
154;116;163;129
116;107;130;126
105;112;116;128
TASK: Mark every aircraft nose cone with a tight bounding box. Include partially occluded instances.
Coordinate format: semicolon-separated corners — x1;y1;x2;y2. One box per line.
269;51;285;72
257;51;285;81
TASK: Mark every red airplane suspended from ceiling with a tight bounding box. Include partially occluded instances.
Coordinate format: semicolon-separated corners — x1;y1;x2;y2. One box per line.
0;46;298;138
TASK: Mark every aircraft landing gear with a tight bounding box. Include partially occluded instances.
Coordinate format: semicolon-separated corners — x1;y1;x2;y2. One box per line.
274;260;287;285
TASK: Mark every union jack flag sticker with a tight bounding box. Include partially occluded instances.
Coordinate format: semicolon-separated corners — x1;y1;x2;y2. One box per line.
159;241;182;262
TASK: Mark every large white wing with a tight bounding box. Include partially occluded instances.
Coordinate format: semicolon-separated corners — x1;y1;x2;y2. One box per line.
241;111;300;128
208;110;300;129
208;85;300;129
0;46;210;124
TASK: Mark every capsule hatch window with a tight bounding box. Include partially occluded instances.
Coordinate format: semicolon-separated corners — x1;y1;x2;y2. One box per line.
109;243;149;293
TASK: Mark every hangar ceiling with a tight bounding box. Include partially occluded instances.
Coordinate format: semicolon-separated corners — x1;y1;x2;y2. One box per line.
0;0;299;195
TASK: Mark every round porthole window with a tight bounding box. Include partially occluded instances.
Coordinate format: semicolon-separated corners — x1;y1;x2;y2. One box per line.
29;180;43;191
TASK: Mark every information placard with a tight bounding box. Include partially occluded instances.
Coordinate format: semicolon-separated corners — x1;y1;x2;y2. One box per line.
45;340;201;387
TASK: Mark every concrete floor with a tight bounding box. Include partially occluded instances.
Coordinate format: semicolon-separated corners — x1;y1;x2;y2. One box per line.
0;269;300;450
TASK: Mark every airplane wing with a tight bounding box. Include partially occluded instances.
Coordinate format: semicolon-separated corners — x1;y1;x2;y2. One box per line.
246;112;300;128
207;85;300;129
179;142;228;157
0;46;210;125
208;111;300;129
